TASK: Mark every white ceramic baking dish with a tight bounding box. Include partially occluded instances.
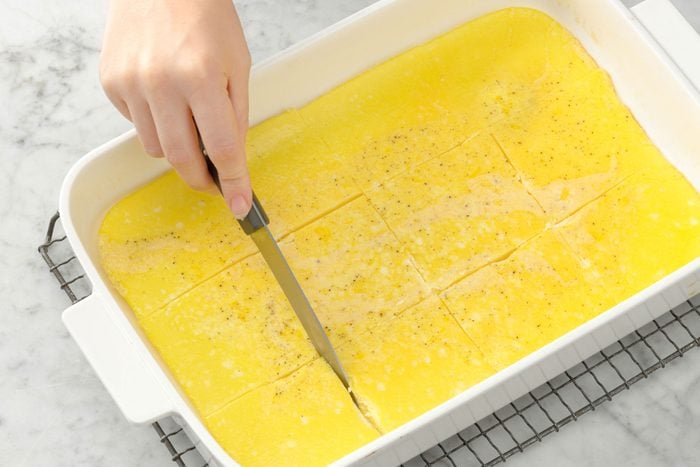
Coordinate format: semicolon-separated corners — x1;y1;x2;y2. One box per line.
59;0;700;465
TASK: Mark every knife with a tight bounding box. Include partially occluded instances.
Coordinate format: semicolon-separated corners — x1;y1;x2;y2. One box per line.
197;135;352;391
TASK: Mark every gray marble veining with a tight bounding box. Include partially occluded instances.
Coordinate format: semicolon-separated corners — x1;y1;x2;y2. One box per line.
1;0;699;466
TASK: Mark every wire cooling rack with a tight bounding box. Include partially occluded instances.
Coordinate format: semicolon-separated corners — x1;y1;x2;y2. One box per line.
39;212;700;467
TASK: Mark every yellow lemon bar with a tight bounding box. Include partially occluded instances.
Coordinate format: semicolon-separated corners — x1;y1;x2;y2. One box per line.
205;359;379;467
425;8;599;131
339;296;495;432
99;171;254;318
345;108;474;192
246;110;361;235
557;167;700;310
280;196;431;346
492;69;667;221
140;254;317;416
367;134;546;289
441;230;595;371
298;39;473;191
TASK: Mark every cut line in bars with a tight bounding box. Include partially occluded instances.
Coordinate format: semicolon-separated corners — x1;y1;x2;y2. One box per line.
38;213;700;467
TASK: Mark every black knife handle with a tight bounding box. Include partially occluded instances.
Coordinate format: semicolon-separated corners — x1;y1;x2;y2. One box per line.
238;192;269;234
201;138;269;235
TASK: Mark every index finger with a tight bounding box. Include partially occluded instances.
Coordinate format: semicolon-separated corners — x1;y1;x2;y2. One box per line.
191;86;252;218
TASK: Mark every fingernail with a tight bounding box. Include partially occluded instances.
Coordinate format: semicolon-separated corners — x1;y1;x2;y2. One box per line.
229;195;250;219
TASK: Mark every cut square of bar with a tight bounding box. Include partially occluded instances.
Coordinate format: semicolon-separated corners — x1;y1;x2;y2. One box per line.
247;110;361;235
99;171;254;318
280;196;431;346
557;167;700;310
367;134;546;290
492;69;666;221
441;230;595;371
205;359;379;467
140;254;317;416
339;296;495;432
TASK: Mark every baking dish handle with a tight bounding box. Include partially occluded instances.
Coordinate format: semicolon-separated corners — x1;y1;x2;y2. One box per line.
63;295;172;424
632;0;700;90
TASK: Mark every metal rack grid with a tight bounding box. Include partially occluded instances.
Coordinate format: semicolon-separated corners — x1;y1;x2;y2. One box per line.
39;212;700;467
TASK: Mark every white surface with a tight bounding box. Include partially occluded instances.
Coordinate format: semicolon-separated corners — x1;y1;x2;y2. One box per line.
1;1;700;467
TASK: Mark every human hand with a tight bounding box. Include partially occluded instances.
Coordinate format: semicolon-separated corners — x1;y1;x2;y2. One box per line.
100;0;252;217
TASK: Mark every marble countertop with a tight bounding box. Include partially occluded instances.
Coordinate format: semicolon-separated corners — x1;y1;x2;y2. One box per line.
1;0;699;465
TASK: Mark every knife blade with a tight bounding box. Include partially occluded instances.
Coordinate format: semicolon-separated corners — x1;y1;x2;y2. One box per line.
199;142;351;390
247;213;352;390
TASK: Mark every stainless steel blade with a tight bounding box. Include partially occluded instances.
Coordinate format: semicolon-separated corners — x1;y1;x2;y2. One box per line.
197;134;352;391
250;225;352;389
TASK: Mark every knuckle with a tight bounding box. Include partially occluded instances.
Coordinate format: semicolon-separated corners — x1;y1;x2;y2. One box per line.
219;163;249;183
99;66;130;93
98;61;113;86
99;70;115;92
164;147;194;167
175;56;218;85
207;141;239;161
141;64;169;93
